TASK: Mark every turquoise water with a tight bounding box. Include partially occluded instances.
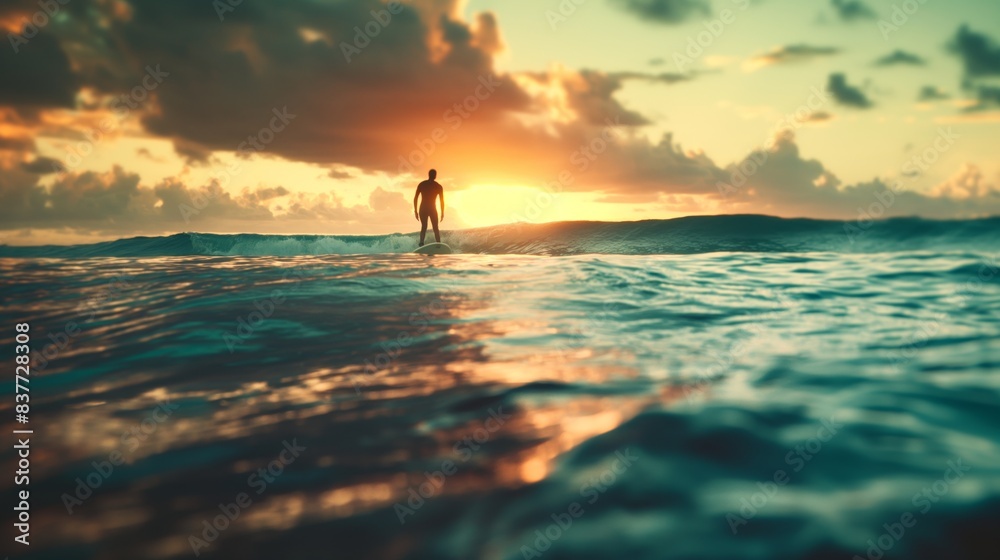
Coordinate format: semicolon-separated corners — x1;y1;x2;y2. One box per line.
1;217;999;559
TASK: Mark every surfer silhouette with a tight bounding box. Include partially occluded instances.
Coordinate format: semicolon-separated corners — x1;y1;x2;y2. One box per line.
413;169;445;246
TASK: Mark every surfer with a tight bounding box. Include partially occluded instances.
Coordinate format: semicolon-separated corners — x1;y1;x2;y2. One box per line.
413;169;445;246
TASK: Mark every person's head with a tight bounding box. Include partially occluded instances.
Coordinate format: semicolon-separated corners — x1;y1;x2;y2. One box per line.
428;169;437;180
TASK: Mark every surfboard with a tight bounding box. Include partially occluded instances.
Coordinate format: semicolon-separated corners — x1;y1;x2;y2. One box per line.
413;242;453;255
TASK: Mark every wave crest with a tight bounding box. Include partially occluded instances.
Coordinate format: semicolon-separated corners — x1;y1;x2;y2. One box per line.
2;215;998;257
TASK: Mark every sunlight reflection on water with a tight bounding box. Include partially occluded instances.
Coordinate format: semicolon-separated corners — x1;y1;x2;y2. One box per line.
1;251;999;559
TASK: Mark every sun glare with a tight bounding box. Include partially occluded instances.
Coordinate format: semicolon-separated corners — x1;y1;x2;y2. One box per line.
451;184;629;228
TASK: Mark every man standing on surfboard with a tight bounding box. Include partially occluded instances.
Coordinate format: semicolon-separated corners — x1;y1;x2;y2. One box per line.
413;169;445;246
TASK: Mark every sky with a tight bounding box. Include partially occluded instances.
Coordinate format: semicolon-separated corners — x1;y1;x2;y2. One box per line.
1;0;999;244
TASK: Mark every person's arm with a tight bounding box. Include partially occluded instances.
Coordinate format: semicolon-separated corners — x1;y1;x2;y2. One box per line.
413;186;420;221
439;188;445;222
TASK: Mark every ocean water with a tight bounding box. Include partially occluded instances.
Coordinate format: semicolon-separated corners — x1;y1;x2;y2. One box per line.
1;216;999;560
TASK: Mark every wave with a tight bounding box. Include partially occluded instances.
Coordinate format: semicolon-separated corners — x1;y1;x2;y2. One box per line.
2;215;998;257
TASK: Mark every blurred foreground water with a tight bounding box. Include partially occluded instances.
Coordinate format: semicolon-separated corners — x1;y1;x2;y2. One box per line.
1;246;999;559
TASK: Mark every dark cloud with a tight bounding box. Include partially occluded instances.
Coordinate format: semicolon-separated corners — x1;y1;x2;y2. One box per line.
136;147;165;162
0;166;143;225
827;73;873;108
55;0;531;174
917;86;950;102
0;136;36;152
21;156;66;174
747;45;839;69
979;86;1000;105
830;0;876;22
0;31;77;108
609;71;692;84
947;26;1000;113
0;0;844;217
874;50;926;67
610;0;711;24
328;169;355;180
965;86;1000;111
949;25;1000;79
240;186;290;205
802;111;834;123
173;139;214;165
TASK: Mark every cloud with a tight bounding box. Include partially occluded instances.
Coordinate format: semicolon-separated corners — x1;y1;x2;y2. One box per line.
0;30;77;108
66;0;533;175
609;0;711;24
917;86;950;102
830;0;876;22
947;26;1000;113
608;71;692;85
931;164;995;199
874;50;926;67
21;156;66;174
0;162;445;234
516;69;690;128
744;45;839;72
0;0;728;223
173;139;214;165
717;133;1000;219
965;85;1000;111
0;0;997;238
589;132;728;198
0;135;35;152
949;25;1000;79
328;169;355;180
568;71;656;127
801;111;834;123
827;73;873;108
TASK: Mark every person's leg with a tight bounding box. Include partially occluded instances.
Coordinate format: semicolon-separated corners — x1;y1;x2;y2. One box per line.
430;211;440;243
419;213;429;246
